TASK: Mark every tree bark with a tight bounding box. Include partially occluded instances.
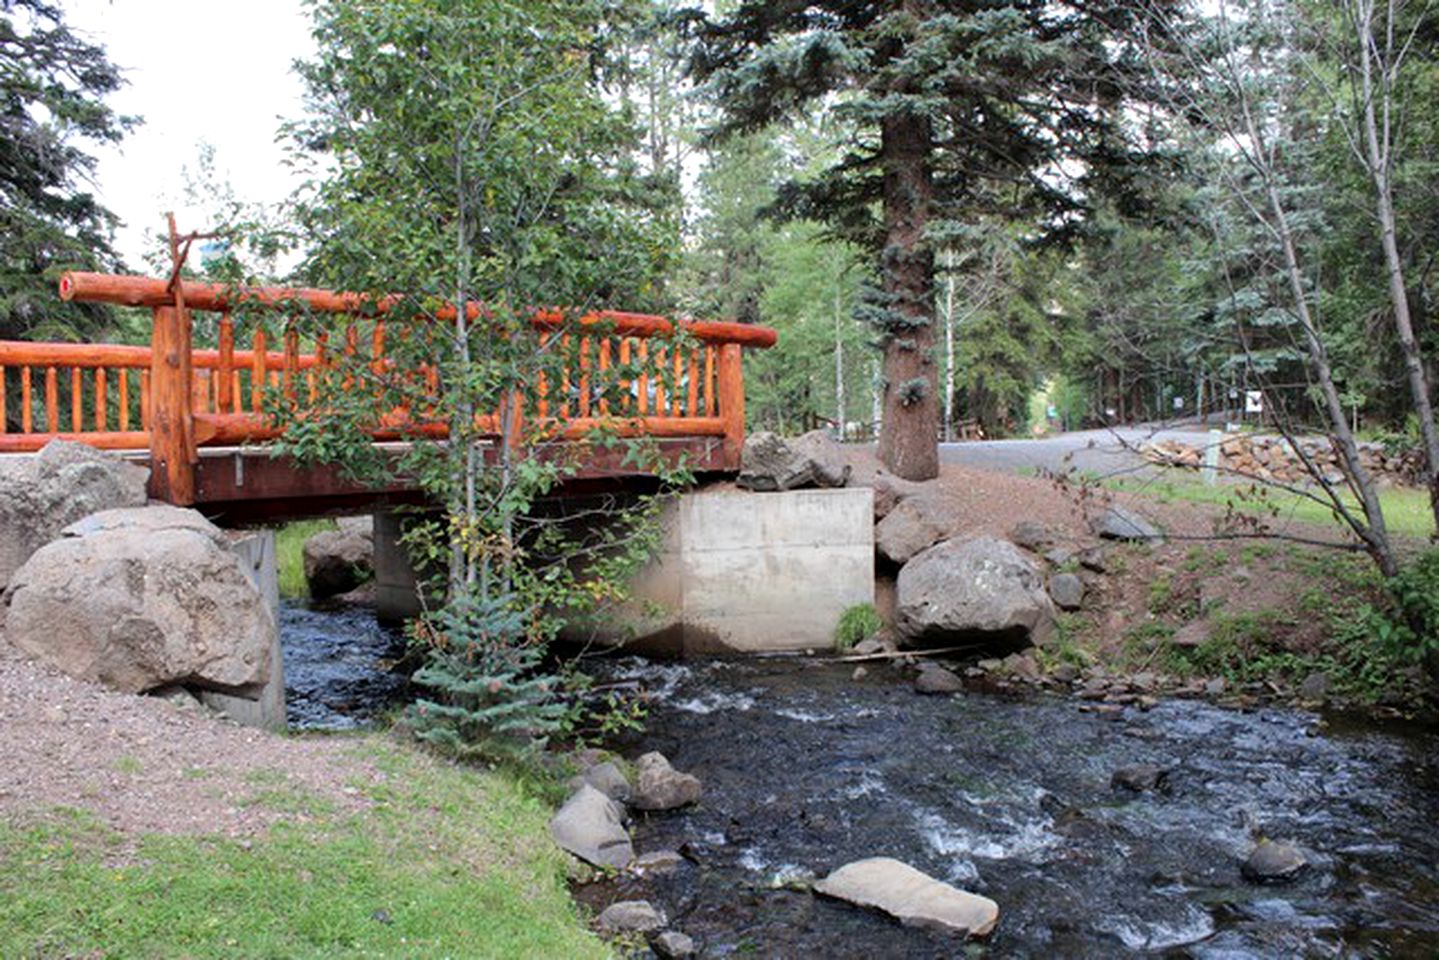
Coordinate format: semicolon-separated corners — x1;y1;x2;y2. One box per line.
1354;0;1439;534
875;109;939;480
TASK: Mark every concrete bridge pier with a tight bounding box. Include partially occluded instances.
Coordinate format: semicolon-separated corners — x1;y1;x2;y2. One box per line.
368;488;875;654
374;511;424;625
201;529;286;730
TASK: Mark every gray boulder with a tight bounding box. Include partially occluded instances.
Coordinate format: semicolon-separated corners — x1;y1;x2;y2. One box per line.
1242;839;1307;884
549;785;633;869
2;506;274;694
875;497;951;565
303;528;374;599
1008;520;1055;551
581;761;632;803
631;751;702;811
1049;572;1085;611
651;930;696;958
596;900;666;934
896;537;1056;650
0;439;148;589
914;664;964;695
1092;505;1164;543
737;430;850;491
814;857;999;938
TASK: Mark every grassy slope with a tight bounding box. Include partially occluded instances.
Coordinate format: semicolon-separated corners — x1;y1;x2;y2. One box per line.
1104;475;1436;541
0;738;609;960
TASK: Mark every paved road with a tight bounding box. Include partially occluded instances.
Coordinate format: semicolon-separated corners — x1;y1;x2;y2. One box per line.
938;425;1220;478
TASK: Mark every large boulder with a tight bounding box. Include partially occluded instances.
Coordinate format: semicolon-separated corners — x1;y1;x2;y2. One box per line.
550;784;633;869
814;857;999;938
737;430;851;492
896;537;1055;650
875;496;952;565
2;505;274;694
303;526;374;599
0;439;148;589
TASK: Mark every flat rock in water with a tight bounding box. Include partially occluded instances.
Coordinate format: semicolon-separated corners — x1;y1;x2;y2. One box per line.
815;857;999;938
913;665;964;695
1092;505;1164;542
651;930;696;958
1242;840;1307;884
631;751;702;811
596;899;666;933
549;785;633;869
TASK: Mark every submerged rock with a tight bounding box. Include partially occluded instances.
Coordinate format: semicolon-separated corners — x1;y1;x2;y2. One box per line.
1092;505;1164;543
597;899;666;933
895;537;1055;649
631;751;702;811
1242;840;1307;884
1111;763;1171;793
631;849;685;874
550;785;633;869
814;857;999;938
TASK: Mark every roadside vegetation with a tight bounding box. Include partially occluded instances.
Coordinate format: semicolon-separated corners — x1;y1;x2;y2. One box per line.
0;737;608;959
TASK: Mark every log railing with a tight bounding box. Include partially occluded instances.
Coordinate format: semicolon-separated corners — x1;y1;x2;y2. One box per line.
0;272;775;505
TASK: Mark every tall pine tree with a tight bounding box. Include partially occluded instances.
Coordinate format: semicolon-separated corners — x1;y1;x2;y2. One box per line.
688;0;1172;478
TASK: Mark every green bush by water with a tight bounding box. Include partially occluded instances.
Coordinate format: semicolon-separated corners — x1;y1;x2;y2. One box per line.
834;603;884;651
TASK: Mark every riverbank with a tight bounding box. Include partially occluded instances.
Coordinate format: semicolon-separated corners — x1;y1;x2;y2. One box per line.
0;631;608;958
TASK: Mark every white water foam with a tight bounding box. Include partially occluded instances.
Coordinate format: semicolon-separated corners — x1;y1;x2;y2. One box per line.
775;707;835;723
673;691;757;714
916;809;1060;864
1097;906;1216;951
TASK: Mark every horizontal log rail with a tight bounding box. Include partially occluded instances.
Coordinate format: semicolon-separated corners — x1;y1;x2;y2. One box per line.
0;272;774;505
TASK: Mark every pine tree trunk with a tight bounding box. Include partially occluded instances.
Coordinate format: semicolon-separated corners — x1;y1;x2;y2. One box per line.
875;109;939;480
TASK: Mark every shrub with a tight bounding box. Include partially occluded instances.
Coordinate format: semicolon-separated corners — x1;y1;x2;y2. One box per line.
834;603;884;651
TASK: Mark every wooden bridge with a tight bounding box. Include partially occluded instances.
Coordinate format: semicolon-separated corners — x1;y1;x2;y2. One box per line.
0;272;776;522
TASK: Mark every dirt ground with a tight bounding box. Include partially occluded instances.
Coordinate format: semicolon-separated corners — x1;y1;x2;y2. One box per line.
0;629;382;838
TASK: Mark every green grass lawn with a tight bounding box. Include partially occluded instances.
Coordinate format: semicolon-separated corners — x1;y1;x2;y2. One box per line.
1104;475;1436;540
0;739;609;959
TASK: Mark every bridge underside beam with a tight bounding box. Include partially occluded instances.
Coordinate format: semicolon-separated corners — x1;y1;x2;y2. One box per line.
190;436;726;526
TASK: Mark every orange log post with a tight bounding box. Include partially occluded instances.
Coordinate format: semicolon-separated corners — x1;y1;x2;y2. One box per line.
149;305;196;504
718;343;745;470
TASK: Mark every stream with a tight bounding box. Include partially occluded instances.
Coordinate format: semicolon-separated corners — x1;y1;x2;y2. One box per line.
275;603;1439;955
584;656;1439;958
279;600;408;730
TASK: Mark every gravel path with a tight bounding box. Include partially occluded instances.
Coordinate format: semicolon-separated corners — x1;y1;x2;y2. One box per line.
0;628;381;838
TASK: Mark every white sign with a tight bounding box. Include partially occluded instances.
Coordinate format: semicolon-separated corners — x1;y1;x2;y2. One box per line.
1245;390;1264;414
1173;396;1184;410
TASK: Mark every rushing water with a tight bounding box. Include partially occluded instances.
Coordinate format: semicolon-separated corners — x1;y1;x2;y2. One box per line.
279;600;408;729
585;656;1439;958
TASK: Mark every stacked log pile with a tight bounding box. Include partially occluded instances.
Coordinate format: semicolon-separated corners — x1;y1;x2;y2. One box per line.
1140;435;1422;487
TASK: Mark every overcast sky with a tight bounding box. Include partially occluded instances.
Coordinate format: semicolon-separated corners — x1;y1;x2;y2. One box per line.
63;0;317;267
